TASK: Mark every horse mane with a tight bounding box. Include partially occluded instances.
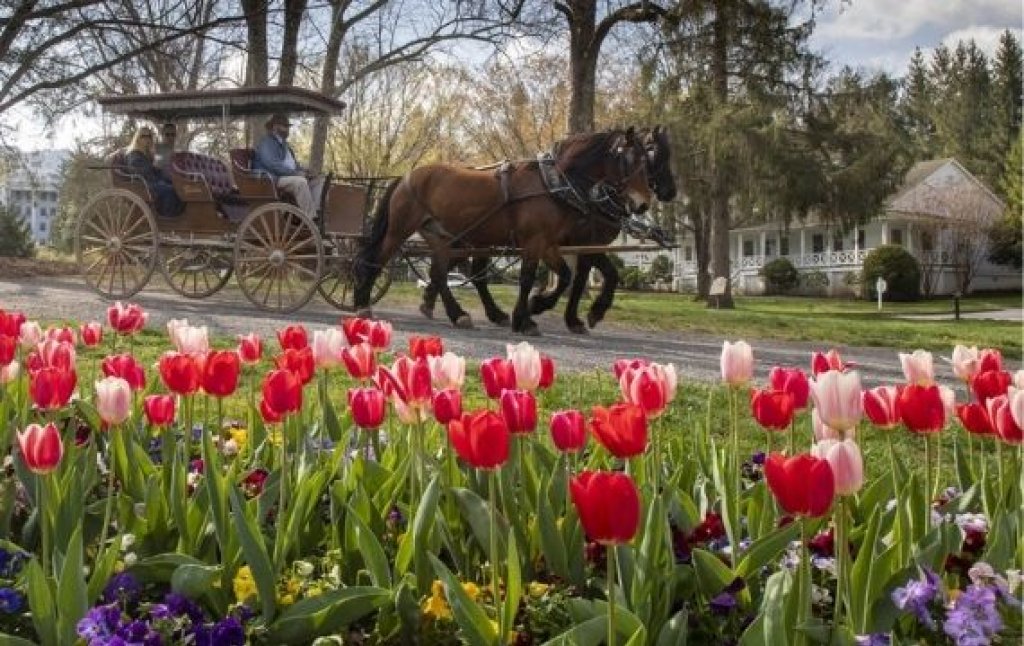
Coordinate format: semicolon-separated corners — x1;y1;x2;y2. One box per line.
553;129;626;189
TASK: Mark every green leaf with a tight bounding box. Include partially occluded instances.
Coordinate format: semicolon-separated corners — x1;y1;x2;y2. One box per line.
266;586;391;644
201;428;232;558
656;607;689;646
692;548;736;598
542;617;606;645
171;563;222;598
127;552;208;583
56;527;87;646
849;507;882;632
228;485;277;622
451;486;508;565
322;392;344;442
537;473;570;580
740;569;793;646
25;559;56;646
502;530;522;639
0;634;41;646
346;504;392;588
736;521;800;580
429;554;498;646
87;532;122;605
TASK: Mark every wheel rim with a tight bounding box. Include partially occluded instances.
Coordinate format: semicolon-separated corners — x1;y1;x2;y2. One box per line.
76;189;158;298
318;246;394;310
159;241;234;298
234;204;323;313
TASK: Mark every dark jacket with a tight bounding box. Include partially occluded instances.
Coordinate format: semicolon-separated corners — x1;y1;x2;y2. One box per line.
253;133;303;179
125;150;169;184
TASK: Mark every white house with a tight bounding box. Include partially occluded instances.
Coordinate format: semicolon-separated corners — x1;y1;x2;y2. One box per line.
0;149;70;244
662;158;1020;297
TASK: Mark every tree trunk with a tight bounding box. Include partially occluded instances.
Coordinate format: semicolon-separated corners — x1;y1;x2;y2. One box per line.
309;1;347;174
241;0;269;143
565;1;598;134
707;0;734;308
279;0;308;86
693;211;712;298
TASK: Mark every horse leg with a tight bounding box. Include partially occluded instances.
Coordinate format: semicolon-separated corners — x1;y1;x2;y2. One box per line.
511;256;541;336
469;256;510;327
529;255;573;316
586;253;618;329
426;246;473;329
564;254;594;334
419;257;457;320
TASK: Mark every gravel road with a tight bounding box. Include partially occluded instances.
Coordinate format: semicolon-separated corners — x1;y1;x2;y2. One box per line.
0;276;1009;386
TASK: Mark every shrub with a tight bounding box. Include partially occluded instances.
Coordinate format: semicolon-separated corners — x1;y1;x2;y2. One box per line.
759;258;799;294
648;254;673;283
0;207;36;258
862;244;921;301
620;267;645;290
799;270;829;292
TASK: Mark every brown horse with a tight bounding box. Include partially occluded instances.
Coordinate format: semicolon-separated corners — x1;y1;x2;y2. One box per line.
353;128;653;335
419;126;678;333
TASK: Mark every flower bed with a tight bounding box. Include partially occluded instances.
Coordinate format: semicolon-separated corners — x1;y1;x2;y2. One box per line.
0;304;1020;645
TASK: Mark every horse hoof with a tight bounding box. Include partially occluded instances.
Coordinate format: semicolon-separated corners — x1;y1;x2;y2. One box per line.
418;303;434;320
519;323;541;337
528;297;546;316
568;322;589;335
356;307;373;319
454;314;474;329
493;315;511;328
586;312;602;329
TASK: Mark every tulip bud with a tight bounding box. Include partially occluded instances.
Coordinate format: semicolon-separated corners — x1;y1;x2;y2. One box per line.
480;358;516;399
769;366;810;409
590;403;647;458
764;452;835;518
277;324;309;351
17;422;63;475
447;410;509;469
507;341;542;391
899;349;934;386
862;386;899;429
898;384;946;434
570;471;640;545
409;335;443;360
750;388;795;431
810;370;863;433
500;389;538;434
80;322;104;347
348;387;386;430
107;302;148;335
341;342;376;381
143;394;176;427
96;376;133;426
720;340;753;386
19;321;43;349
948;345;980;383
550;410;586;452
432;388;463;425
102;354;146;391
811;439;864;496
237;333;262;364
429;352;466;390
203;350;241;398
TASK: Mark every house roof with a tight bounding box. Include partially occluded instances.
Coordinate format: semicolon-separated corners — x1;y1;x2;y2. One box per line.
886;158;953;204
885;157;1005;220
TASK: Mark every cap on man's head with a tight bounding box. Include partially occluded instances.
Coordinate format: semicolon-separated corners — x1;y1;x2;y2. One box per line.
161;122;177;135
137;126;154;137
266;113;291;129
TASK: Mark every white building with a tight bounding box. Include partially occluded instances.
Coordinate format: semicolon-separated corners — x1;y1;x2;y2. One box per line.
661;158;1020;297
0;149;70;244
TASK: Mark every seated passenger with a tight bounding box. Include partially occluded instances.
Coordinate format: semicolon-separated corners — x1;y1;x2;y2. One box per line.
253;113;325;219
153;122;177;174
125;126;184;218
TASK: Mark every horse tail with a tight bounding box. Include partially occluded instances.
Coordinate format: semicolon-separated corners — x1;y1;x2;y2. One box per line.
356;177;400;282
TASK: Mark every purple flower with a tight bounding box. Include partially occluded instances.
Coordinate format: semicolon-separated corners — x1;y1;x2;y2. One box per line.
77;604;123;642
0;587;23;613
855;634;891;646
211;616;245;645
102;572;142;605
710;592;738;615
751;451;766;465
164;592;204;624
944;584;1003;645
891;568;940;630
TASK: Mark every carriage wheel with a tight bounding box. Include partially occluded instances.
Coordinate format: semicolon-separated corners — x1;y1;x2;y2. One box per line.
317;239;394;311
233;203;324;313
75;189;158;299
159;241;234;299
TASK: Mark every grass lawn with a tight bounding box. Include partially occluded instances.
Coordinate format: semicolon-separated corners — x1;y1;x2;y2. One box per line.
384;282;1022;357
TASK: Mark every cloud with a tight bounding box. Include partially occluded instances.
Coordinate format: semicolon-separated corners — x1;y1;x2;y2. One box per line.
941;25;1024;56
815;0;1020;41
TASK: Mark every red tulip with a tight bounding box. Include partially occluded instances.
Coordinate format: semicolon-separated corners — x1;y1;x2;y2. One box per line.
101;354;146;391
80;322;103;347
613;358;650;380
956;403;995;437
203;350;241;398
341;342;376;381
143;394;176;427
0;335;15;366
589;403;648;458
480;357;516;399
978;349;1003;373
0;310;26;338
276;324;308;351
275;347;314;385
750;388;796;430
500;389;537;434
447;410;509;469
27;339;75;373
262;369;303;418
348;387;386;430
811;349;854;376
987;395;1023;445
432;388;463;425
863;386;900;429
619;363;677;418
29;367;76;410
237;333;262;364
259;397;283;424
341;317;370;345
971;370;1011;403
17;422;63;475
550;409;587;452
539;355;555;389
380;356;433;409
45;326;76;346
242;468;269;497
158;352;202;396
764;452;835;517
768;366;810;409
897;384;946;434
365;320;392;350
409;335;443;360
106;301;147;335
570;471;640;544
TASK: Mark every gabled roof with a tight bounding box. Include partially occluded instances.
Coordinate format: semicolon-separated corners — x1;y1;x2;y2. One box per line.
886;157;1005;220
886;158;953;204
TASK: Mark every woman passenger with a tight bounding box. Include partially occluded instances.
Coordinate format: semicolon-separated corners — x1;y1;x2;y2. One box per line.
126;126;184;218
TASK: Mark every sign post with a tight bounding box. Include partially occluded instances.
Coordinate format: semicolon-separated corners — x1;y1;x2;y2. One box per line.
876;277;888;312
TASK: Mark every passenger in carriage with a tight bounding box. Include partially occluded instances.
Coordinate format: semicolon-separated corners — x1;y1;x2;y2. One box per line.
126;126;184;218
252;113;325;219
153;122;177;173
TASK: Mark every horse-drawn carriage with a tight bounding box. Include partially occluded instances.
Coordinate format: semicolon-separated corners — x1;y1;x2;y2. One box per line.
78;87;677;331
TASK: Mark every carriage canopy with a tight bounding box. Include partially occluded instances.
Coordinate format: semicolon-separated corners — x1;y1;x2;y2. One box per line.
96;86;346;121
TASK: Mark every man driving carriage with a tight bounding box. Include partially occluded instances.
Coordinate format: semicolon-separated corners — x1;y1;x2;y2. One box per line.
253;113;325;219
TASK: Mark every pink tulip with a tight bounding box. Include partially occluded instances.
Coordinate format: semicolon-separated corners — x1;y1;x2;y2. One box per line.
0;361;19;384
19;321;42;349
769;366;810;410
811;438;864;496
312;328;346;369
80;322;103;347
720;340;753;386
863;386;900;429
613;358;650;380
987;394;1023;445
44;326;76;346
550;409;587;452
899;350;934;386
107;302;148;335
17;422;63;475
619;362;677;418
381;356;433;409
948;345;980;383
341;342;376;381
811;349;854;376
507;341;542;391
812;408;842;441
29;339;75;373
167;319;209;356
1009;387;1024;432
1014;370;1024;390
809;370;862;433
95;376;132;426
429;352;466;390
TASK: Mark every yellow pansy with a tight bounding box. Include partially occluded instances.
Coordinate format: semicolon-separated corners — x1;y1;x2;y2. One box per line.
461;581;481;602
233;566;256;603
229;427;248;450
488;620;517;644
422;581;452;620
528;581;550;598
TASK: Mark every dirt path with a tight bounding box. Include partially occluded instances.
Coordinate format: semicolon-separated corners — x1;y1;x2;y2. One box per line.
0;276;1006;386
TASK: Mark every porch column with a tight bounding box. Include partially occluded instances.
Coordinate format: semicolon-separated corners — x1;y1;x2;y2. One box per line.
760;230;767;259
799;229;806;266
881;221;889;245
907;221;914;254
736;232;743;270
854;227;860;257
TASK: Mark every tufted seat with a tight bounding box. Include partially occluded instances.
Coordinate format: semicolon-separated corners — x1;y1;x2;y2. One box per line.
229;148;277;199
169;151;248;221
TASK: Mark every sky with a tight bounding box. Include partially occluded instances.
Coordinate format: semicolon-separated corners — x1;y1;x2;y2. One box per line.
8;0;1023;151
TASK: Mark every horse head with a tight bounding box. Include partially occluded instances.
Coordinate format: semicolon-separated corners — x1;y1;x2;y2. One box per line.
642;125;678;202
555;128;653;215
609;127;653;214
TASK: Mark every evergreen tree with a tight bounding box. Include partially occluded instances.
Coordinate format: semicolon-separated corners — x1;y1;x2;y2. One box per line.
901;47;936;158
0;206;36;258
988;135;1022;268
992;31;1023;163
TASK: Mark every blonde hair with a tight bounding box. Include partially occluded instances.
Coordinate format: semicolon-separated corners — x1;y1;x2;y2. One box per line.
129;127;155;156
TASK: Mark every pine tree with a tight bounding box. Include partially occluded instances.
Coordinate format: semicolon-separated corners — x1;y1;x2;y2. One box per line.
0;206;36;258
902;48;935;158
988;135;1022;268
992;31;1023;164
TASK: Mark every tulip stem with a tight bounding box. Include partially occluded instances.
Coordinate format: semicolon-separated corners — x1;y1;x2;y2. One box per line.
38;476;50;577
488;469;502;641
924;435;933;520
886;433;903;566
98;427;117;560
788;419;795;455
996;440;1004;498
797;519;811;646
766;429;774;455
607;544;617;646
833;497;848;631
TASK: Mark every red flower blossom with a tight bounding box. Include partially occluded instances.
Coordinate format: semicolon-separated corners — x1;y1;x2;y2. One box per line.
750;388;796;431
500;389;537;434
158;352;202;396
29;367;76;410
276;324;309;351
589;403;648;458
570;471;641;545
348;387;386;430
897;384;947;434
447;410;509;469
275;347;314;385
764;452;835;518
143;394;176;427
101;354;146;391
409;335;443;360
768;366;810;409
550;409;587;453
106;302;147;335
480;358;516;399
202;350;241;398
